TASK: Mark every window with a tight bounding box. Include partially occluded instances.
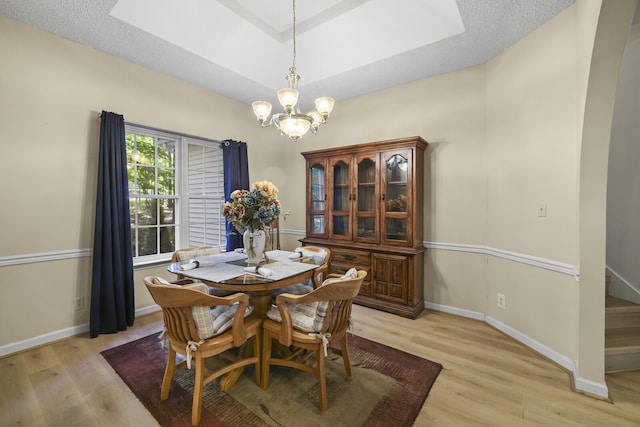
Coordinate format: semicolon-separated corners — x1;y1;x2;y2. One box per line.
126;125;225;263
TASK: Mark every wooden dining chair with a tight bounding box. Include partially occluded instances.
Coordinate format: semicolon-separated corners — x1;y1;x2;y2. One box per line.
261;269;366;411
144;276;262;426
171;246;221;278
172;246;234;296
265;218;280;251
271;246;332;299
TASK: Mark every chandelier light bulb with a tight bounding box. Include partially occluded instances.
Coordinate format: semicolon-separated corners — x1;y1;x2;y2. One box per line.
252;101;272;122
308;111;323;129
315;97;335;117
279;115;312;141
277;88;299;112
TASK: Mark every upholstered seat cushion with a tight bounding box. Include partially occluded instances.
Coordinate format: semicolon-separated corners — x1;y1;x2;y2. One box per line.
271;283;314;297
266;268;358;333
266;300;319;333
153;277;252;339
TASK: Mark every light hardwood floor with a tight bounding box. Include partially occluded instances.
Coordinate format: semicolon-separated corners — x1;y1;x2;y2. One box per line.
2;306;639;426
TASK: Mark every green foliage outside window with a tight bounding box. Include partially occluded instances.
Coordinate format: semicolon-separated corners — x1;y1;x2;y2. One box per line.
126;133;177;258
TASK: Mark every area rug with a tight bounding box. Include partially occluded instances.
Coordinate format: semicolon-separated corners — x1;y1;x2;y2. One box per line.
101;332;442;427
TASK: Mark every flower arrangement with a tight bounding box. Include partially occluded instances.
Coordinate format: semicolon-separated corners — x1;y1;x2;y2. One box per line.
221;180;281;233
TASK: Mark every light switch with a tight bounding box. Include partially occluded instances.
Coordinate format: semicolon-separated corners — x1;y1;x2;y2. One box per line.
537;203;547;217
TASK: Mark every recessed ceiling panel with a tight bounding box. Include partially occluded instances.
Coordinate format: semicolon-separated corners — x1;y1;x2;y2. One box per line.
109;0;464;90
0;0;575;104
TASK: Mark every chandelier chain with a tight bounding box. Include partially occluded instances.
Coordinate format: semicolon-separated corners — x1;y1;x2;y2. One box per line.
292;0;297;71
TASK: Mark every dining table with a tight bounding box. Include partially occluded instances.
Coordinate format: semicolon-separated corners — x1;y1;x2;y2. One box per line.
167;249;320;318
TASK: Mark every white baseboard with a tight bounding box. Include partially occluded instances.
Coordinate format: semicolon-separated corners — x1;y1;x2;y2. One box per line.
0;304;161;358
0;323;91;357
136;304;161;317
425;301;485;321
426;301;609;399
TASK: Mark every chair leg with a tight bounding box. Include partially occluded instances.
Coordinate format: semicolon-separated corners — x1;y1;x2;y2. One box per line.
341;335;353;382
317;347;328;411
260;330;272;389
161;347;177;400
192;355;205;426
254;329;262;387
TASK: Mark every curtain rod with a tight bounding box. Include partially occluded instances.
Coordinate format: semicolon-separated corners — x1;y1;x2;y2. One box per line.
99;113;226;146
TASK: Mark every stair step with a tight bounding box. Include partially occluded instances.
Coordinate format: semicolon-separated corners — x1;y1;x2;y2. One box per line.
606;310;640;329
604;297;640;372
606;326;640;348
606;297;640;329
605;327;640;372
606;295;640;309
605;345;640;372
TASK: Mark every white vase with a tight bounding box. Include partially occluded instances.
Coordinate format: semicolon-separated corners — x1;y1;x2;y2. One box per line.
243;228;266;264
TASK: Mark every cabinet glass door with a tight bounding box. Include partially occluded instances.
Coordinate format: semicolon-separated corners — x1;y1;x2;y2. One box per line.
383;152;410;245
308;161;326;236
330;158;352;240
355;155;378;242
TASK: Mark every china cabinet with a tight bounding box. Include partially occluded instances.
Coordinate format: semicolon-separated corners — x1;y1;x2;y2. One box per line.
301;136;427;318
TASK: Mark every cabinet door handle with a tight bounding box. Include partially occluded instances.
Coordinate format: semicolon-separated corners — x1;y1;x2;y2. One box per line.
343;254;356;261
381;193;386;201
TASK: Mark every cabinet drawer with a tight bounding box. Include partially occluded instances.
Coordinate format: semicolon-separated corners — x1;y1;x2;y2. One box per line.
332;263;370;279
331;264;371;296
331;247;370;266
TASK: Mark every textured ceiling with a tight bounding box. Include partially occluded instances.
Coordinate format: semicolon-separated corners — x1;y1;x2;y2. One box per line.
1;0;578;110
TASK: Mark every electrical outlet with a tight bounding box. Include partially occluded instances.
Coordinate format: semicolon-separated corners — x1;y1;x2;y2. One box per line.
74;296;85;311
497;293;506;309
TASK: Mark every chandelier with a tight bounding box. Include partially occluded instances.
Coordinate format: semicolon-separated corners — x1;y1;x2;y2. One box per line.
251;0;334;141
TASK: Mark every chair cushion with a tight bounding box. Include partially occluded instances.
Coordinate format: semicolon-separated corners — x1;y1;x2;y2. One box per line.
198;301;253;339
313;268;357;330
153;276;173;285
271;283;314;297
266;268;359;333
153;277;252;339
266;301;319;333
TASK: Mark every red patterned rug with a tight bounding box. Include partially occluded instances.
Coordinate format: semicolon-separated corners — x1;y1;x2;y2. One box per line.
101;332;442;426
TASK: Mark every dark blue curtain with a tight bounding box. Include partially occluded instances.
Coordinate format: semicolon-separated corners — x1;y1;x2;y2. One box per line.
222;139;249;251
90;111;135;338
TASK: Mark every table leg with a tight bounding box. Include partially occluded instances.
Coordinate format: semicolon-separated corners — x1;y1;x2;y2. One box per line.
249;290;273;318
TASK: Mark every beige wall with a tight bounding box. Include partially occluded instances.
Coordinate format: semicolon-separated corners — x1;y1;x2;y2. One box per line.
0;0;635;396
484;2;582;360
